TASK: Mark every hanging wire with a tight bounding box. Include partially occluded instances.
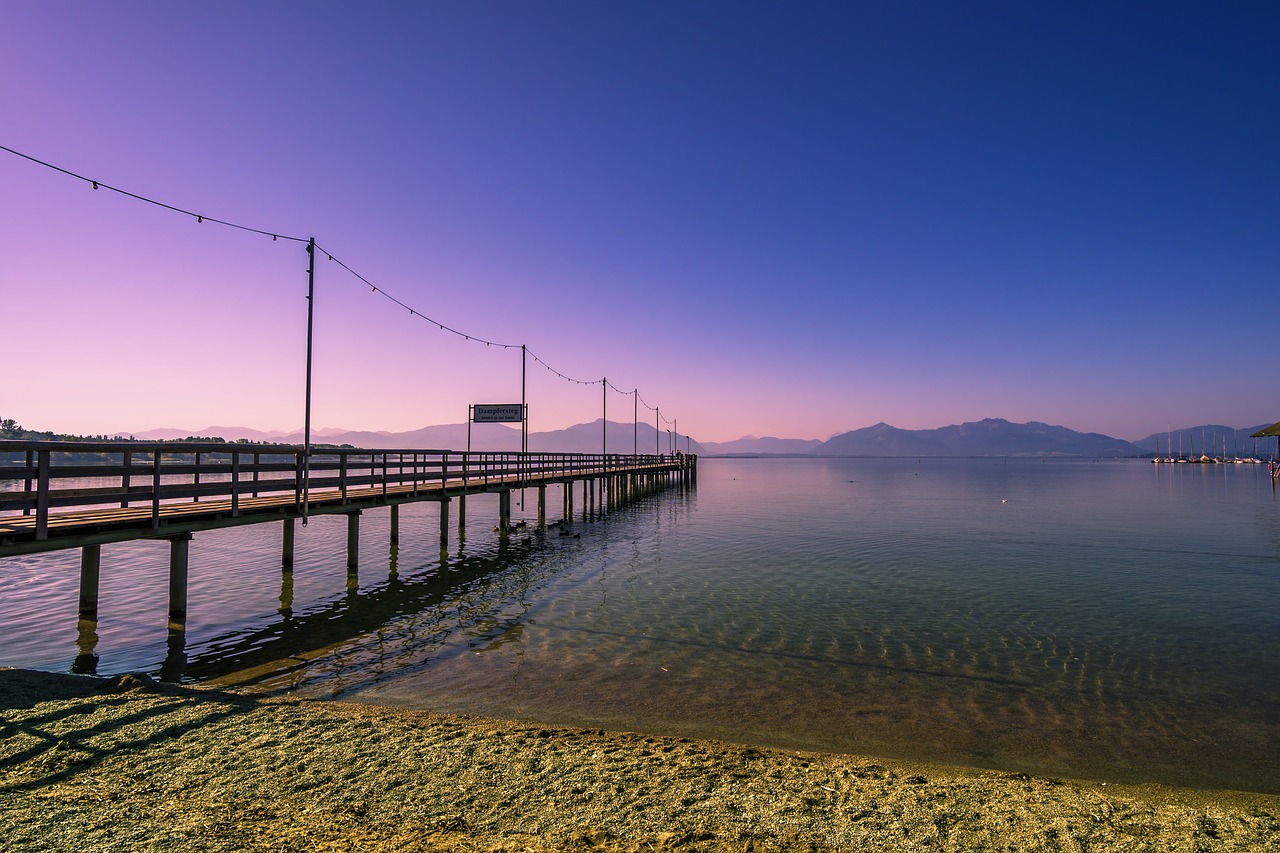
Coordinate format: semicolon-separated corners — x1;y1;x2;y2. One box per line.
4;143;683;433
313;241;522;349
605;378;636;396
0;144;308;243
526;348;603;387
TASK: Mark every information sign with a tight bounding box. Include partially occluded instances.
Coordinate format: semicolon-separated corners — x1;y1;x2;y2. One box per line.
471;404;525;424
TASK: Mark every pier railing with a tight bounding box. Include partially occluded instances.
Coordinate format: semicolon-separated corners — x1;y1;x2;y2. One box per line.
0;440;694;543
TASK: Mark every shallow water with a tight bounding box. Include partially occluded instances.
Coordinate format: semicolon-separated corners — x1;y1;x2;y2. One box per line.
3;458;1278;791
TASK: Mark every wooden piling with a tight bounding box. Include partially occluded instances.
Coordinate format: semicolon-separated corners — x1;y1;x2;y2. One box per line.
439;498;450;548
282;517;295;570
346;511;361;572
168;533;192;620
79;544;100;619
390;504;400;545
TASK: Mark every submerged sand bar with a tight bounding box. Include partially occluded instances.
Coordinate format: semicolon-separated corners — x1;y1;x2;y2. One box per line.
2;669;1277;852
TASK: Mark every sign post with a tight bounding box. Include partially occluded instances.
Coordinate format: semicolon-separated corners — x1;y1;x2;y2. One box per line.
468;405;527;469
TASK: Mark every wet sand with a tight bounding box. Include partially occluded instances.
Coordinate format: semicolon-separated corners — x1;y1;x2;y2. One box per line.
2;668;1277;851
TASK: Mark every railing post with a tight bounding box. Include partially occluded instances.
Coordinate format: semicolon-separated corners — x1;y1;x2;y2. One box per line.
253;451;261;497
121;450;132;508
294;451;304;515
35;449;50;540
22;449;32;516
340;453;349;503
231;450;241;517
193;450;201;503
151;449;162;530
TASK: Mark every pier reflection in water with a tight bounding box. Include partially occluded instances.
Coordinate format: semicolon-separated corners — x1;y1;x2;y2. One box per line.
182;534;560;692
24;478;685;695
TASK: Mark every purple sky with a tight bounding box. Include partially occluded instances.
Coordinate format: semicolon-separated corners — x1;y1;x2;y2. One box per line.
3;2;1277;443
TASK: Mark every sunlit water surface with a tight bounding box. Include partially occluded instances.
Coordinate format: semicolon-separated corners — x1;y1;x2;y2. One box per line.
3;458;1278;792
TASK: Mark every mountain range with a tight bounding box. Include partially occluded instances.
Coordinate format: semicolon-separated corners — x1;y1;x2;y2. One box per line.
120;418;1278;458
124;419;705;456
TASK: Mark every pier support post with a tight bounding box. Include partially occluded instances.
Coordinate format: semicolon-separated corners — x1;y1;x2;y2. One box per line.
282;517;295;570
458;495;466;533
499;490;511;531
439;498;450;548
168;533;192;620
537;485;546;528
79;544;101;619
346;511;361;572
390;504;399;545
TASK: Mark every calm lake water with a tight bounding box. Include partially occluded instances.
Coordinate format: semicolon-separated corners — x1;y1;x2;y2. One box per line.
3;457;1279;792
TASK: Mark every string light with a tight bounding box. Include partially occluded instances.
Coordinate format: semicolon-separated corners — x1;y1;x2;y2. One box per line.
3;142;688;439
0;144;309;243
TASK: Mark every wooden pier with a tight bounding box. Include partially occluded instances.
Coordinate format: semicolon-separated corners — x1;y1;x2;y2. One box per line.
0;440;696;623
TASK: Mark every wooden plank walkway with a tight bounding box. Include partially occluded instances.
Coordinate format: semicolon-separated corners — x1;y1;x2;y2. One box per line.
0;441;695;556
0;466;667;546
1;440;697;626
0;441;697;672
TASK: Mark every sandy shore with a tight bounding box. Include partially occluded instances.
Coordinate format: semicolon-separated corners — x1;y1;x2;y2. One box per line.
2;668;1277;852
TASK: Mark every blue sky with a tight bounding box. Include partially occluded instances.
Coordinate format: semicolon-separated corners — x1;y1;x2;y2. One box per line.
2;1;1276;442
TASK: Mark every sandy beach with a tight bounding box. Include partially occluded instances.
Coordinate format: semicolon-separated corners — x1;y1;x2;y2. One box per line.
2;668;1277;851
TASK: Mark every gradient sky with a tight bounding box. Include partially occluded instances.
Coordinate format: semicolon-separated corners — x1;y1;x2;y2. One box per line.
2;1;1277;443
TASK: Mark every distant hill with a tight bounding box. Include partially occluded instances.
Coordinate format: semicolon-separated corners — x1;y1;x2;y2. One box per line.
106;417;1273;458
817;419;1143;458
123;420;701;455
701;436;824;455
529;419;705;455
1132;424;1274;457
